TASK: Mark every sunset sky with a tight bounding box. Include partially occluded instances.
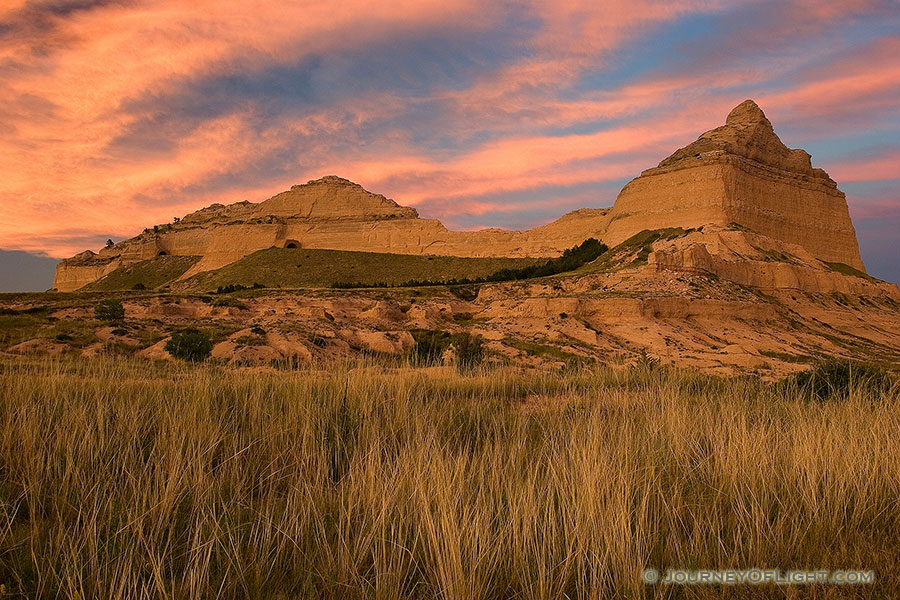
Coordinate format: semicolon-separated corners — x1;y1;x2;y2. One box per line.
1;0;898;290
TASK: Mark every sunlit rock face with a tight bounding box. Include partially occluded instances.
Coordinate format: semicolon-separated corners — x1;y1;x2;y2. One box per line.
605;100;865;270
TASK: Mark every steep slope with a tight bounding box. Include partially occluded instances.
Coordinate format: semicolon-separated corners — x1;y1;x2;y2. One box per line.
10;226;900;376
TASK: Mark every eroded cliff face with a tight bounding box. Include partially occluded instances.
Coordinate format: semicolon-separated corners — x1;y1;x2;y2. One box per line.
606;100;865;270
53;252;121;292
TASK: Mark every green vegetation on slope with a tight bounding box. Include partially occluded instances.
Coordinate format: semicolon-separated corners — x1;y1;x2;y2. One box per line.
503;336;585;364
575;227;693;274
179;247;542;291
334;238;608;288
824;261;878;282
82;255;201;291
1;356;898;598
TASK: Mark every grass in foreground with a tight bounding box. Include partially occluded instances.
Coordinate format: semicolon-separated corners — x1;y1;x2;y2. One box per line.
0;358;898;599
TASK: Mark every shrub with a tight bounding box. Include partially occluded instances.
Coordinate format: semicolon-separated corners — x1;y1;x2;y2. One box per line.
94;298;125;322
411;330;484;370
411;330;452;364
455;332;485;371
165;329;213;362
211;297;247;309
791;360;893;401
234;335;264;347
635;348;660;372
214;283;264;294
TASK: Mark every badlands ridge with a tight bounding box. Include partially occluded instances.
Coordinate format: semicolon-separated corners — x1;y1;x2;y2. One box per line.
55;100;865;291
12;100;897;375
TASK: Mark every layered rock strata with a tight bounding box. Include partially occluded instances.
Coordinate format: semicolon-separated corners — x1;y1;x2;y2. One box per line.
605;100;864;270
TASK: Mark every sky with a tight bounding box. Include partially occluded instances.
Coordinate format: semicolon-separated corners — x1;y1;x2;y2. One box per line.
0;0;898;291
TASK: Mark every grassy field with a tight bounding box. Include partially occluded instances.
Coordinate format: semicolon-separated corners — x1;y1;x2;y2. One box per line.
0;358;897;599
178;248;542;291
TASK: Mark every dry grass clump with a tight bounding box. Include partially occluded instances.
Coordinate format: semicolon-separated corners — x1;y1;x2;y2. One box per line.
0;357;897;599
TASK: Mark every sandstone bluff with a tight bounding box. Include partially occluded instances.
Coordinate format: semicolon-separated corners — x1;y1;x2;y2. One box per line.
54;100;865;292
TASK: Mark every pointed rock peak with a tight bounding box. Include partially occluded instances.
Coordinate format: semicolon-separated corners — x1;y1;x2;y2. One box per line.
655;99;820;177
725;99;771;129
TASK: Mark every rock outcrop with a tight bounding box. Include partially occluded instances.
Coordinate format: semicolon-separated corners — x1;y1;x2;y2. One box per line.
55;100;869;291
605;100;864;270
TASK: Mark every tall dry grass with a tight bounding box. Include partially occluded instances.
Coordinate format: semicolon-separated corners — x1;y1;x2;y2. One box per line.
0;357;897;599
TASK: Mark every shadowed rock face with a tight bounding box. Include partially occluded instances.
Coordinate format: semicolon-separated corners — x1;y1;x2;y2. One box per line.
605;100;864;270
54;100;867;291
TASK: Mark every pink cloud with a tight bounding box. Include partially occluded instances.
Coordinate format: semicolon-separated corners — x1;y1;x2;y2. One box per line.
826;150;900;183
847;193;900;220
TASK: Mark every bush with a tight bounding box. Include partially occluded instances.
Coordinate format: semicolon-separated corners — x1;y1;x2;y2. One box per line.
411;329;484;371
165;329;213;362
411;330;453;364
455;332;485;371
791;360;893;401
214;283;264;294
234;335;264;347
94;298;125;322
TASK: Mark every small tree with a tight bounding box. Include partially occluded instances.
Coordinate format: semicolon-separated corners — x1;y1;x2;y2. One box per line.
94;298;125;322
165;329;213;362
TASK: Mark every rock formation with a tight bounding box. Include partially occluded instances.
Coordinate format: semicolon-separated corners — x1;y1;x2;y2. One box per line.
54;177;610;291
605;100;864;269
55;100;868;291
